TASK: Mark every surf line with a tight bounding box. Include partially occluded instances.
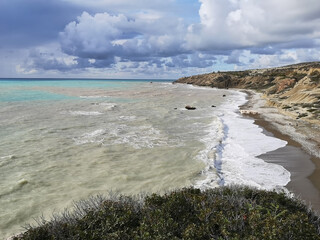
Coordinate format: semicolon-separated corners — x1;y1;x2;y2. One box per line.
213;118;228;186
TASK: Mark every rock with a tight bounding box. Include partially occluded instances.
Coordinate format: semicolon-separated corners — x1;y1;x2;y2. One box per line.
211;105;216;107
174;61;320;125
185;105;196;110
240;110;258;115
174;108;177;110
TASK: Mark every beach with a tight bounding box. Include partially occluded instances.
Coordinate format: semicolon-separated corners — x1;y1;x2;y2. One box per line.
241;90;320;212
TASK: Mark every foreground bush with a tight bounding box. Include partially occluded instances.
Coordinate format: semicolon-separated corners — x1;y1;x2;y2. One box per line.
15;186;320;239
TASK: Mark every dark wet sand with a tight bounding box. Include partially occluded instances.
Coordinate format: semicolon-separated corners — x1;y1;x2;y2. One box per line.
249;113;320;212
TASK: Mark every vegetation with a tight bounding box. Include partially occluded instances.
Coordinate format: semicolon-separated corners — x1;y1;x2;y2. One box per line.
15;186;320;240
282;105;292;109
292;72;307;81
310;70;320;83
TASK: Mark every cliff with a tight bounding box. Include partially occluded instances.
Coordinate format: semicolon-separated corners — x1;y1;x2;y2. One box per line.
175;62;320;124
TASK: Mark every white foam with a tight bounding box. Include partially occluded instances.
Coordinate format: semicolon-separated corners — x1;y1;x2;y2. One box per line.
119;116;137;121
80;96;110;99
219;91;290;190
69;111;103;116
196;90;291;191
107;125;167;149
194;117;224;189
0;155;15;160
73;129;106;144
99;103;116;110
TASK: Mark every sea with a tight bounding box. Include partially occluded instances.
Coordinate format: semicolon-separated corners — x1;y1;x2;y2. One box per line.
0;78;290;238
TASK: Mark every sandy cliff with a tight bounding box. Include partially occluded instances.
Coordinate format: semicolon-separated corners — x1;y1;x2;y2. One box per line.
175;62;320;125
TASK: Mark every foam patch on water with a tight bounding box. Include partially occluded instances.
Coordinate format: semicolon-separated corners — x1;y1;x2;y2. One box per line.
107;125;169;149
0;155;15;160
69;111;103;116
99;103;116;110
73;129;106;144
80;95;110;99
119;116;137;121
73;125;176;149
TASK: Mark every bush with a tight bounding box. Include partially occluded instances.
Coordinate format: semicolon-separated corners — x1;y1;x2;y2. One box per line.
15;186;320;240
310;70;320;83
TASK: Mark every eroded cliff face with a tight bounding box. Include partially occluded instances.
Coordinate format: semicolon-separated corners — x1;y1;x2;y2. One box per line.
175;62;320;124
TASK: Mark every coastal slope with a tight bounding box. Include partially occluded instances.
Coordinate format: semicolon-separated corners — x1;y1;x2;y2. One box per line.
175;62;320;125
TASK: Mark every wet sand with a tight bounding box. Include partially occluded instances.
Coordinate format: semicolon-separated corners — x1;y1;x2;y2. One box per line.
253;114;320;212
241;91;320;212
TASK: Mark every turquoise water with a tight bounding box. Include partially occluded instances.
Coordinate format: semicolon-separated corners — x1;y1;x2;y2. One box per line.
0;79;172;102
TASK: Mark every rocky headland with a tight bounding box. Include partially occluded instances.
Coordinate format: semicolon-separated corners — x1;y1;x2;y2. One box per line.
176;62;320;125
175;62;320;160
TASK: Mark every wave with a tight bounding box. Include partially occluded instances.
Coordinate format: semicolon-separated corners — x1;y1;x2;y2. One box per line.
0;155;15;160
195;90;290;191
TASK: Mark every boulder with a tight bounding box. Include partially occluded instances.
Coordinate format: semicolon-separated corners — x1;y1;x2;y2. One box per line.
185;105;196;110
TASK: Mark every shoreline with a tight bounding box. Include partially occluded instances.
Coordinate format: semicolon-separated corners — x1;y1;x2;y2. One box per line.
240;90;320;212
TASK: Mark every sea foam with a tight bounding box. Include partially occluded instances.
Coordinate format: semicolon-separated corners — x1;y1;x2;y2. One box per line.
196;90;290;191
69;111;103;116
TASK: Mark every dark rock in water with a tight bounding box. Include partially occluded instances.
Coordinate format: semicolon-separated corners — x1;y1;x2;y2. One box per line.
174;108;177;110
150;82;153;83
185;105;196;110
223;94;226;97
211;105;216;107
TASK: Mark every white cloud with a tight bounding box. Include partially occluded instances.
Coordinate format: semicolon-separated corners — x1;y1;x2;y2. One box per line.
187;0;320;51
59;11;187;63
11;0;320;77
16;65;37;75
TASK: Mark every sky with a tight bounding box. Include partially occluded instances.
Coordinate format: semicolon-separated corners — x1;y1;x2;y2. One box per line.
1;0;320;79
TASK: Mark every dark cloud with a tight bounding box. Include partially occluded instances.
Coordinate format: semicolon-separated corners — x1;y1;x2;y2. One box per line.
250;46;278;55
58;11;189;68
225;51;242;65
5;0;320;77
0;0;81;48
27;49;116;72
166;54;216;68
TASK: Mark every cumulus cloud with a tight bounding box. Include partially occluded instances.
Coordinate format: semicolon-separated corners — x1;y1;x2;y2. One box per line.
187;0;320;51
59;11;189;68
8;0;320;77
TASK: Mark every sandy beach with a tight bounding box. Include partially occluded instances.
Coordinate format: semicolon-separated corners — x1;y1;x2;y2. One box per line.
241;90;320;212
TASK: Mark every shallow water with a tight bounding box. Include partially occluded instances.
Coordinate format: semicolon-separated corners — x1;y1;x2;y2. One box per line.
0;79;290;238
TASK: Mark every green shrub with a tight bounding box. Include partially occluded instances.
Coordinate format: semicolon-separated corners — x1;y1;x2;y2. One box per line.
282;106;291;109
15;186;320;240
310;70;320;83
